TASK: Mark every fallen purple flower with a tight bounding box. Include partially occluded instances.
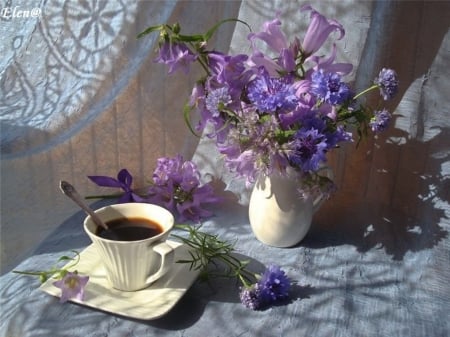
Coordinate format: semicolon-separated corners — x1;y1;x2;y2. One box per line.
53;271;89;303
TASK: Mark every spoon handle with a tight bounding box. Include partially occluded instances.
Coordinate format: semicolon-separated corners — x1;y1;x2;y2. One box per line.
59;181;108;230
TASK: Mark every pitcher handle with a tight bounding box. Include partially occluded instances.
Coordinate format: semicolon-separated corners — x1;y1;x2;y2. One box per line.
312;193;326;213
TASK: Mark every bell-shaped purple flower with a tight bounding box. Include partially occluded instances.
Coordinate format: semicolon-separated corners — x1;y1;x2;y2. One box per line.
154;41;197;74
301;5;345;56
53;272;89;303
248;15;288;53
307;44;353;76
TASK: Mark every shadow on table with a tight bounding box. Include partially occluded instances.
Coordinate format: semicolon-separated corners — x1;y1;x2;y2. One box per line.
127;252;267;329
302;134;449;261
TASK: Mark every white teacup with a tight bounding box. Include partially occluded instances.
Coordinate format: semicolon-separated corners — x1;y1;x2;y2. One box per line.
83;203;174;291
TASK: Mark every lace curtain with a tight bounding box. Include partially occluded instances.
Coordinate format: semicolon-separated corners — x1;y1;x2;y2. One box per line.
1;0;449;273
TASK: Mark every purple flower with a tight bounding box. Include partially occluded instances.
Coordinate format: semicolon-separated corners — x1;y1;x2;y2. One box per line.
239;284;262;310
207;52;250;94
301;5;345;56
369;109;391;132
239;265;291;310
147;155;220;221
308;44;353;75
53;272;89;303
288;128;328;172
374;68;399;100
154;41;197;74
247;67;298;113
205;87;232;117
247;15;298;75
88;169;146;203
248;15;288;53
258;265;291;304
311;69;352;105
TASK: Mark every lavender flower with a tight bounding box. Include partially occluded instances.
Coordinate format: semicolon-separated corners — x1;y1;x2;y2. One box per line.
240;284;262;310
374;68;399;100
147;155;220;221
53;271;89;303
205;87;232;117
88;169;146;203
369;109;391;132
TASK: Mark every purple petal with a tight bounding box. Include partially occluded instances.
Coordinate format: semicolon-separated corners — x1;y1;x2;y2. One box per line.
301;5;345;55
117;168;133;188
87;176;122;188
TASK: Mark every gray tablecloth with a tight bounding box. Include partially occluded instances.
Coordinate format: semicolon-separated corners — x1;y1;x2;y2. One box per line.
1;198;449;337
1;1;450;336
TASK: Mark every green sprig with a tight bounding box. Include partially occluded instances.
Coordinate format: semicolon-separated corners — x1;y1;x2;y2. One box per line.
172;224;255;287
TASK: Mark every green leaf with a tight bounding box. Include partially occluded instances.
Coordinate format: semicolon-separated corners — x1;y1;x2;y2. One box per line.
137;24;164;39
204;18;251;41
177;34;207;43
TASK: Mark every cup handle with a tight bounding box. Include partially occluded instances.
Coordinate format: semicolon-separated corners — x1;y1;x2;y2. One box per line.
145;241;174;285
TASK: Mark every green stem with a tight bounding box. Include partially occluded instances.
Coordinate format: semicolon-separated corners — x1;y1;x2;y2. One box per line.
353;84;379;100
13;270;47;276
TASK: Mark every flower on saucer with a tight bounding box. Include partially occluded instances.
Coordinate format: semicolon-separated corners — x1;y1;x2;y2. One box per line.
53;271;89;303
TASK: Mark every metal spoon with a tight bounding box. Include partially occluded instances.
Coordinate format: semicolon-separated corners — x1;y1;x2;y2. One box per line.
59;180;109;230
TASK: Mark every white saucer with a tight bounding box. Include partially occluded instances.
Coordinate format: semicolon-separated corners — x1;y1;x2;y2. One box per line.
40;240;200;320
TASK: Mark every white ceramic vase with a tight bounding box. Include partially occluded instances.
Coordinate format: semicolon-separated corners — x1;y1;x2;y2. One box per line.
248;171;326;247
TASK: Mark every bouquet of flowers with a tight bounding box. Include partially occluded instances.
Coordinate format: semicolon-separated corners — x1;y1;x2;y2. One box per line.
138;4;398;199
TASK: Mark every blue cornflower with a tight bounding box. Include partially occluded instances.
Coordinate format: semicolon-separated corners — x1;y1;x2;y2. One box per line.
289;128;328;172
239;265;291;310
258;265;291;304
311;69;352;105
369;109;391;132
374;68;398;100
247;67;298;113
205;87;232;117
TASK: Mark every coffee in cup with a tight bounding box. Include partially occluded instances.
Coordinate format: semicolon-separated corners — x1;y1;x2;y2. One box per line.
84;203;175;291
